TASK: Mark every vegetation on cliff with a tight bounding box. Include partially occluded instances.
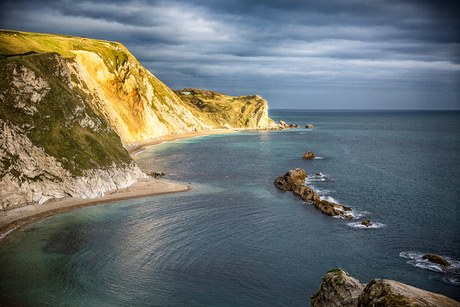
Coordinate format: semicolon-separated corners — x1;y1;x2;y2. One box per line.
174;88;276;129
1;30;276;145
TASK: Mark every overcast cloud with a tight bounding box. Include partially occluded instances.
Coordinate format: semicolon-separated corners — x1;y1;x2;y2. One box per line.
1;0;459;109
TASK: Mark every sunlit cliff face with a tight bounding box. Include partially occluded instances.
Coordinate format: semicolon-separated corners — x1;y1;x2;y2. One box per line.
71;50;211;144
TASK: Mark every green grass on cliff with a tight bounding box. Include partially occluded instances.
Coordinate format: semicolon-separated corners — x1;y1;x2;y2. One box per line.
0;52;132;179
0;30;129;74
174;88;268;128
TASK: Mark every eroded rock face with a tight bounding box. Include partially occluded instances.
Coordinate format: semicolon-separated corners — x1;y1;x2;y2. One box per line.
0;53;144;211
274;168;352;218
311;269;460;307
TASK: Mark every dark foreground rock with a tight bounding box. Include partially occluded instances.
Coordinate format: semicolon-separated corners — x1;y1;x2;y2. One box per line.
422;254;451;270
274;168;352;218
303;151;315;159
311;268;460;307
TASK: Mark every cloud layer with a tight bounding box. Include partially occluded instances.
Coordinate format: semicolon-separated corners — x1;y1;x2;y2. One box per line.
1;0;459;109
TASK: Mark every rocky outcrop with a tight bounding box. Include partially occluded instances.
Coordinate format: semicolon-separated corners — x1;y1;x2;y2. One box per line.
306;124;314;129
362;220;372;227
303;151;315;159
277;120;301;129
311;269;460;307
274;168;352;218
311;269;365;307
422;254;451;270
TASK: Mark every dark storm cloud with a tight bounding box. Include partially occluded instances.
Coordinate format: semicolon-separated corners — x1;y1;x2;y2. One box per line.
1;0;459;109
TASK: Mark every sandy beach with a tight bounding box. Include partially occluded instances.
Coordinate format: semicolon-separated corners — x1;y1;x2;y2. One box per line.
0;178;191;243
125;129;239;156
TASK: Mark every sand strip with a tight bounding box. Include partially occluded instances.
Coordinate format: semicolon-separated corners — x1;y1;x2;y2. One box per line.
0;178;191;244
126;129;239;156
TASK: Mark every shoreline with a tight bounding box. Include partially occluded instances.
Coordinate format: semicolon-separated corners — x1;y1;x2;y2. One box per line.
0;178;191;245
125;129;239;156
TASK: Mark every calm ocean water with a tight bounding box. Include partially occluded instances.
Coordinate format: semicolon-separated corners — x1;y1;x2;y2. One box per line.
1;110;459;306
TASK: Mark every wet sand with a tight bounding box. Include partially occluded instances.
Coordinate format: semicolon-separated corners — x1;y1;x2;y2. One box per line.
0;178;190;243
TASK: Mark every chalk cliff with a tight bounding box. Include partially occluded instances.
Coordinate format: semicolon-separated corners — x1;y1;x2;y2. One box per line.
0;30;277;211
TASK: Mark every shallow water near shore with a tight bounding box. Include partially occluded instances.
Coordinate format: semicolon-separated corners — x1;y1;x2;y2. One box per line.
0;110;459;306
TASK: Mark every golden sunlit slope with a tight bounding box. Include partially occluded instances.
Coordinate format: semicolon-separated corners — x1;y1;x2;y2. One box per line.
1;30;276;144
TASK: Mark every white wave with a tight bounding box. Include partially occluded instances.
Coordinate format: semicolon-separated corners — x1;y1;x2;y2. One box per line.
313;157;324;159
0;225;19;241
399;251;460;285
347;221;386;228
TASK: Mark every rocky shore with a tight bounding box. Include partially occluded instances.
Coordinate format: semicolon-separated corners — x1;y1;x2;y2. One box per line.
274;168;353;218
311;268;460;307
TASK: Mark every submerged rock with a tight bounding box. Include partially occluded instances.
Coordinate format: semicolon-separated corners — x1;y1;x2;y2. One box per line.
422;254;451;270
311;268;460;307
303;151;315;159
362;220;372;227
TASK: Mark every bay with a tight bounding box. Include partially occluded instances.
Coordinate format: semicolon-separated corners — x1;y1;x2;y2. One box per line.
0;110;459;306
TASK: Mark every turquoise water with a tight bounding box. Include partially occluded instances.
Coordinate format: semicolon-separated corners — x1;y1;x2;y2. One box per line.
0;110;459;306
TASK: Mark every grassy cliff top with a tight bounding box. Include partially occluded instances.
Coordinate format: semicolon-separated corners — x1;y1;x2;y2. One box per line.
174;88;270;128
0;29;130;74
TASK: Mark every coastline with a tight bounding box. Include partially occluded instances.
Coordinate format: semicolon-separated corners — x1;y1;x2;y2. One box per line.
0;177;191;244
126;129;240;156
0;130;237;244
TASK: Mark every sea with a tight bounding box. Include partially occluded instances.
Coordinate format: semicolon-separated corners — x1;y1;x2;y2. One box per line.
0;110;459;306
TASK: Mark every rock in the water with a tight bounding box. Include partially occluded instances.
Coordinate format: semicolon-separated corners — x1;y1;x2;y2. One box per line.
303;151;315;159
306;124;314;129
274;169;352;218
422;254;451;269
312;269;460;307
361;220;372;227
311;269;365;307
315;200;352;217
274;168;307;192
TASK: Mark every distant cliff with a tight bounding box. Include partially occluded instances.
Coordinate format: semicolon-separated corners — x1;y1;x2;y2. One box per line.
0;30;277;210
174;88;277;129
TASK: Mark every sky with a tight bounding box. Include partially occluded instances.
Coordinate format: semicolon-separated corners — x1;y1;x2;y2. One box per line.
1;0;459;109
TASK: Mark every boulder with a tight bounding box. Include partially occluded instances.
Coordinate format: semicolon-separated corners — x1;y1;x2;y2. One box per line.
274;168;307;192
294;124;301;128
311;269;365;307
358;279;460;307
312;269;460;307
306;124;314;129
422;254;451;269
314;200;352;217
303;151;315;159
362;220;372;227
